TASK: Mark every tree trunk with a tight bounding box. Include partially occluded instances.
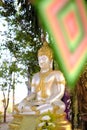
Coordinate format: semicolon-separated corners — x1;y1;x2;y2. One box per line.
3;108;7;123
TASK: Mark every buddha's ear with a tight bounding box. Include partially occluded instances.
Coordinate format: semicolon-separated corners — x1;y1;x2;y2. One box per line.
50;59;53;69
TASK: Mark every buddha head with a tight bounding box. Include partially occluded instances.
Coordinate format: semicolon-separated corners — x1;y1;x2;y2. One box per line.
38;41;53;70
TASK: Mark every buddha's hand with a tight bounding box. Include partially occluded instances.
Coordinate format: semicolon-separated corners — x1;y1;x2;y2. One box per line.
31;100;45;106
41;98;46;103
46;99;51;104
46;95;56;104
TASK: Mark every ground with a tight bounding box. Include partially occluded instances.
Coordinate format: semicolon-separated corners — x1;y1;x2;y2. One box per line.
0;123;9;130
0;114;13;130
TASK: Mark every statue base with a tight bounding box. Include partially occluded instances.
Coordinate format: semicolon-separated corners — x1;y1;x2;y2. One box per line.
9;112;72;130
9;113;39;130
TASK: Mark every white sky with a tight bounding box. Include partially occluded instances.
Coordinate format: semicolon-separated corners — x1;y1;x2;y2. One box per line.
0;17;7;43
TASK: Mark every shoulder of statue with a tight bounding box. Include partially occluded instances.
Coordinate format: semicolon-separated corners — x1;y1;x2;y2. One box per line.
32;72;40;81
31;72;40;86
32;72;39;77
53;70;64;75
53;70;65;83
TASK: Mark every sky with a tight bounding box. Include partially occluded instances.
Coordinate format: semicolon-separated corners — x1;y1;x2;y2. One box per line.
0;16;8;43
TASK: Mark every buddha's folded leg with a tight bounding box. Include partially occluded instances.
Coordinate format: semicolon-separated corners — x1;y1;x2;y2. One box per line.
17;101;33;112
36;104;53;114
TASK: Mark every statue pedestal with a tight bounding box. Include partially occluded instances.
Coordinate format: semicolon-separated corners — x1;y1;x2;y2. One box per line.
9;114;39;130
9;113;72;130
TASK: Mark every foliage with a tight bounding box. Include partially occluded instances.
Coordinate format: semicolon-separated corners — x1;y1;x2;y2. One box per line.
37;111;56;130
0;0;43;79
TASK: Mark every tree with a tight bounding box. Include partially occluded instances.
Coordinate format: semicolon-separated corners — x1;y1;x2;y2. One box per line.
0;0;43;76
0;60;19;122
0;43;21;122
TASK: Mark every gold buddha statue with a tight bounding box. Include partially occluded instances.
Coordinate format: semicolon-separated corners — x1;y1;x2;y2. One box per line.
14;41;66;114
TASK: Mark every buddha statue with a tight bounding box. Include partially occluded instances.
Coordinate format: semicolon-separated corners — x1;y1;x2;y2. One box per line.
14;41;66;114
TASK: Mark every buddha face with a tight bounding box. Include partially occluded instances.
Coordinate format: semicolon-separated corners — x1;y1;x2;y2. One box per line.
38;55;52;70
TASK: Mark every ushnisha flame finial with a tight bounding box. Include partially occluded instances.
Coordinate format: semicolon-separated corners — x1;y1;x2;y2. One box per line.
38;41;53;60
